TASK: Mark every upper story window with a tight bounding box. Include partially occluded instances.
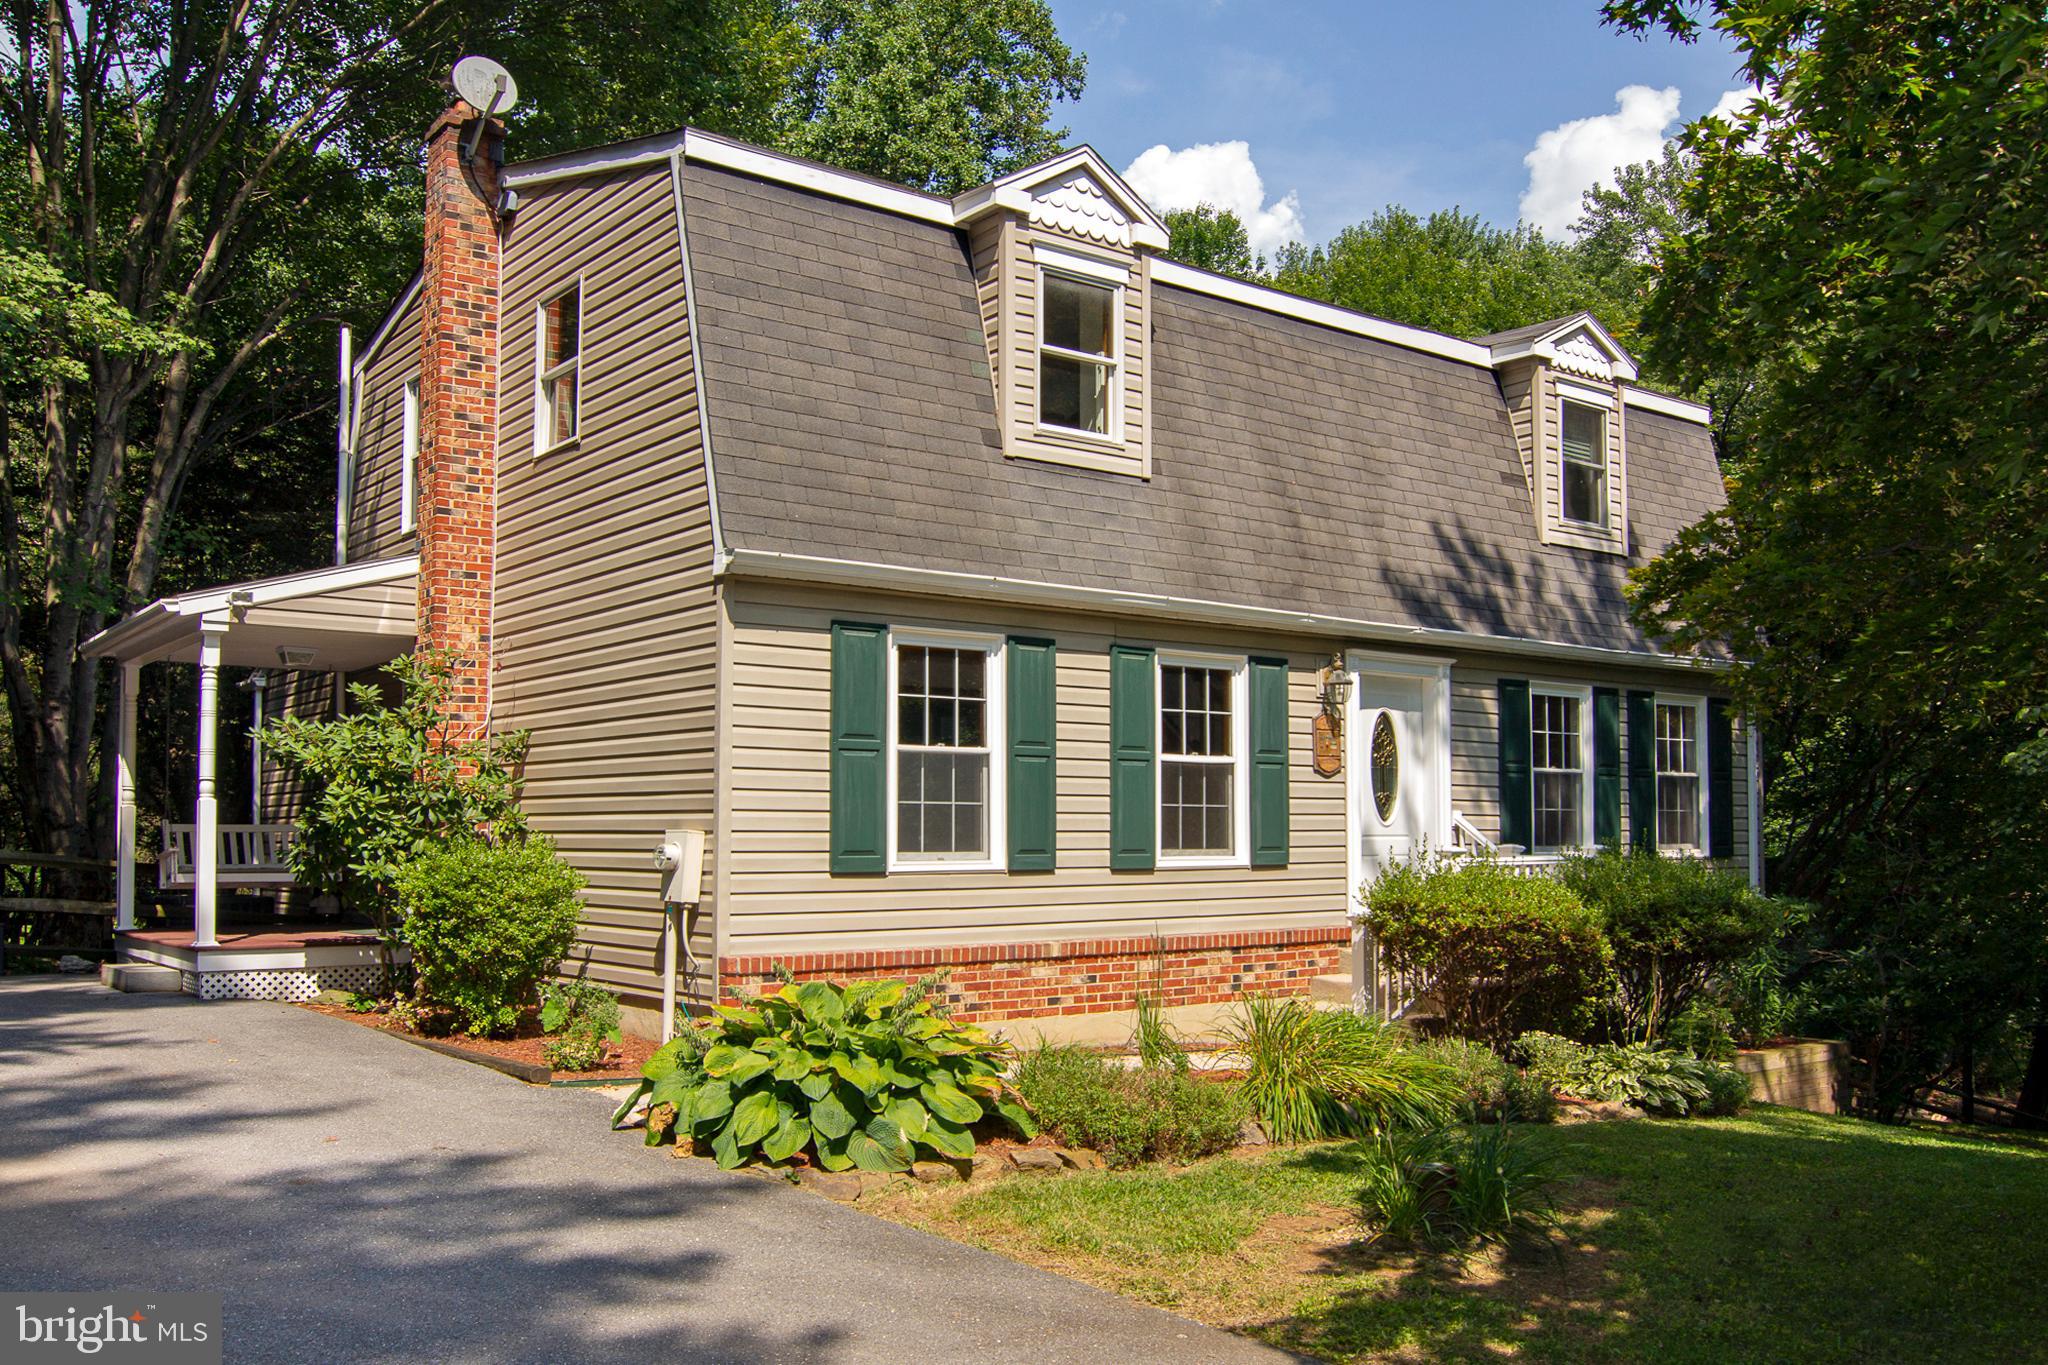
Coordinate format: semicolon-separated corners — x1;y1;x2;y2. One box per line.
1158;654;1247;865
1654;697;1706;851
400;379;419;535
1531;687;1590;851
537;283;581;452
890;635;1005;870
1560;399;1608;528
1038;270;1120;439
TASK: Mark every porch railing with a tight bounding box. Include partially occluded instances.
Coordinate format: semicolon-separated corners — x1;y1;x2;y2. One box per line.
159;823;298;889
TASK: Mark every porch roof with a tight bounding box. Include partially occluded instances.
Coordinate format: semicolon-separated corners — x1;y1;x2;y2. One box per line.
82;555;417;671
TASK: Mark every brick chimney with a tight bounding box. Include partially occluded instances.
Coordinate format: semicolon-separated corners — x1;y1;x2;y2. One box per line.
416;101;503;744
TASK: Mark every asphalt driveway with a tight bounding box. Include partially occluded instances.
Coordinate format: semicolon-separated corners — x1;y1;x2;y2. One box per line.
0;978;1289;1364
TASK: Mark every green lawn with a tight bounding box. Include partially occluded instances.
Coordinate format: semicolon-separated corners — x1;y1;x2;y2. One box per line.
873;1108;2048;1363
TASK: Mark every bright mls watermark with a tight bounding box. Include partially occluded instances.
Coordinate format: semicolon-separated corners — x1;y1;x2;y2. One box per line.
3;1294;219;1363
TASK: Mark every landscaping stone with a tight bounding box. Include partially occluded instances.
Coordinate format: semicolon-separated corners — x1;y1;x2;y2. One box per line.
966;1153;1001;1183
1054;1147;1105;1171
310;988;357;1006
911;1160;962;1184
1008;1147;1064;1173
797;1169;865;1202
1237;1119;1270;1147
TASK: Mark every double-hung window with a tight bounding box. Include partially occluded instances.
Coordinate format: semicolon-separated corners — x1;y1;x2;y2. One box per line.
1531;688;1590;850
400;379;419;534
890;635;1004;869
1560;399;1607;528
1654;697;1706;851
1158;654;1247;864
537;283;581;452
1038;270;1120;439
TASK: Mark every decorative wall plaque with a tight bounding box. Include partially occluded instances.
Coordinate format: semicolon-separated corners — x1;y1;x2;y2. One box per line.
1312;712;1343;777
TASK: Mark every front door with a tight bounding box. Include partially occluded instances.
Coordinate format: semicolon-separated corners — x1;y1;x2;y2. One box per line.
1353;666;1441;882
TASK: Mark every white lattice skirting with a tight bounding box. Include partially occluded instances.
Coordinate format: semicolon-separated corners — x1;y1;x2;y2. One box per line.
194;962;389;1001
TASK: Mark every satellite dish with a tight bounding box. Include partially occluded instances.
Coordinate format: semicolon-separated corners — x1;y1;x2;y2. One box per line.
451;55;519;118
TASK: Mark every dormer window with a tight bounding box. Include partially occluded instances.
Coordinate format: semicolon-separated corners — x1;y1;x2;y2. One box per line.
1039;271;1119;438
1560;400;1608;528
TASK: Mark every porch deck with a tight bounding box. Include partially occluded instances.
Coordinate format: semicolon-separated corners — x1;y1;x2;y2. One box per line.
116;919;404;1002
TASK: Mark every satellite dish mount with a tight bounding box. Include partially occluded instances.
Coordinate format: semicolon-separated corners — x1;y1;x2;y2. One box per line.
450;56;520;164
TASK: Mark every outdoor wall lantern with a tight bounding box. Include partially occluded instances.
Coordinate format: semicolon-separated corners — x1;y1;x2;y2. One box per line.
276;646;318;670
1318;653;1352;718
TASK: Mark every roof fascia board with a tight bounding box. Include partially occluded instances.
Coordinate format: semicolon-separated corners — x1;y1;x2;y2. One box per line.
1152;260;1494;367
171;554;420;618
682;130;953;225
501;131;687;190
349;274;423;384
718;547;1726;674
1620;386;1712;425
1486;312;1641;383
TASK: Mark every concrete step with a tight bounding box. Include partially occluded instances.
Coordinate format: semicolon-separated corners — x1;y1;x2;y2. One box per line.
1309;973;1354;1004
102;961;183;994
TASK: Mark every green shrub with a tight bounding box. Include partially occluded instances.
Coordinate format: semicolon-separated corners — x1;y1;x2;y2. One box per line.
540;979;622;1072
1410;1037;1559;1124
1716;936;1807;1045
1359;1121;1559;1248
1514;1030;1745;1117
1559;847;1788;1041
1364;853;1613;1046
396;837;584;1036
1011;1045;1244;1168
1698;1063;1753;1117
615;975;1035;1171
1664;1001;1739;1062
1132;991;1189;1074
1226;995;1464;1142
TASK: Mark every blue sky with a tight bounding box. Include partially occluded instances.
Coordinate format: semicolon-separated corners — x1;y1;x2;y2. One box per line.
1045;1;1751;250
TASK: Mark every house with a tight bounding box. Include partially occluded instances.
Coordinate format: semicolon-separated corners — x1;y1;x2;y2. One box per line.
85;96;1756;1032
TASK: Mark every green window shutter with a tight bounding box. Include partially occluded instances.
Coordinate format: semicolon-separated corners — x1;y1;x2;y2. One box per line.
829;621;887;874
1109;645;1156;870
1248;657;1290;867
1708;698;1736;858
1497;679;1532;850
1627;690;1656;850
1593;687;1621;847
1006;637;1057;871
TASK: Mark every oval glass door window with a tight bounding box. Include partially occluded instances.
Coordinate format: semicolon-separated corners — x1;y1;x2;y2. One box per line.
1371;712;1399;822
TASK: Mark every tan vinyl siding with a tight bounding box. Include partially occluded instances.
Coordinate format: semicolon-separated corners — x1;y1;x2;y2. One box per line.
719;582;1348;955
1450;659;1752;875
494;159;719;1011
347;290;422;562
1496;358;1537;495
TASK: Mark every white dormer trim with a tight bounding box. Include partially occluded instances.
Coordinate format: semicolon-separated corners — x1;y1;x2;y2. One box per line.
1486;313;1641;384
951;147;1171;252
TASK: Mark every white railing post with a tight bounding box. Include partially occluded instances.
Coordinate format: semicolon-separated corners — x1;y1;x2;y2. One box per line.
115;661;140;931
194;630;223;948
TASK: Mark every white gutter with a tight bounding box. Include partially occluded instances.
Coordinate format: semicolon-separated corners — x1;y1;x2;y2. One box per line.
717;548;1729;674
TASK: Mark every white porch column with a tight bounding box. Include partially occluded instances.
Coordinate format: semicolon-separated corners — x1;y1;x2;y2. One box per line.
114;661;140;931
194;630;223;948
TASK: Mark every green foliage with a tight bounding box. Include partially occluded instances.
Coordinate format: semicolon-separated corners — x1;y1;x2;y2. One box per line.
1365;853;1613;1046
1663;1001;1739;1063
1225;996;1463;1143
773;0;1085;193
345;991;380;1015
1358;1122;1560;1249
1515;1031;1745;1118
395;837;585;1036
540;979;623;1072
1559;847;1787;1040
1269;207;1630;342
1600;3;2048;1117
1132;992;1189;1074
1162;205;1262;280
1409;1037;1558;1124
617;976;1034;1171
261;654;529;932
1010;1045;1245;1169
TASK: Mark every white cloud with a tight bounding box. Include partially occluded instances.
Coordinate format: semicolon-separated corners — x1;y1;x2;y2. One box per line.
1121;141;1306;258
1708;85;1763;123
1518;85;1682;238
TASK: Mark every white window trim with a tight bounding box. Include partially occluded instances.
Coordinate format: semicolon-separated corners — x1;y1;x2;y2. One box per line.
1034;265;1125;448
1558;397;1610;530
885;628;1007;873
1651;693;1710;856
1529;682;1595;854
399;379;418;535
1155;650;1251;869
535;279;583;455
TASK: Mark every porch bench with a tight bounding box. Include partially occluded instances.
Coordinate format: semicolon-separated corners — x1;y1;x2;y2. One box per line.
159;823;298;889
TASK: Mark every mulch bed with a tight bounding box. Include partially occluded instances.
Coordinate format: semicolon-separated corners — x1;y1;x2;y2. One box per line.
299;1001;660;1082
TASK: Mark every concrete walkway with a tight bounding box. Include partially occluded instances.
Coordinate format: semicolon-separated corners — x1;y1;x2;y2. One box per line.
0;979;1292;1364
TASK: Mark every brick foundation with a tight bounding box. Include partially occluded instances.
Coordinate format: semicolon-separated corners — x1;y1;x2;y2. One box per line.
718;927;1351;1023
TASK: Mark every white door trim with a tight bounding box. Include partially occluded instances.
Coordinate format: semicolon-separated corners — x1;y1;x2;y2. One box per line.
1344;651;1453;913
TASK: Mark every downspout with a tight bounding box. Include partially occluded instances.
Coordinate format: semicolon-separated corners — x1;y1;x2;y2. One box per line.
1746;713;1765;892
334;325;353;565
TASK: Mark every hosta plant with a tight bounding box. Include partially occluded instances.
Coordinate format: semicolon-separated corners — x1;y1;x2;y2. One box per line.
611;977;1036;1170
